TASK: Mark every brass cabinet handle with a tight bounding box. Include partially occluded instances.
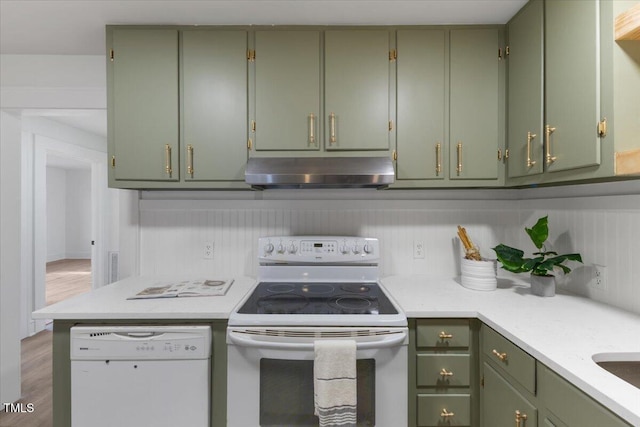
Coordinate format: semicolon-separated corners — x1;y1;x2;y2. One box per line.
440;368;454;377
545;125;557;164
456;142;463;176
309;113;316;145
187;144;194;177
435;143;442;176
329;112;337;144
438;331;453;339
527;131;537;168
441;408;455;418
515;410;528;427
165;144;172;177
492;349;508;361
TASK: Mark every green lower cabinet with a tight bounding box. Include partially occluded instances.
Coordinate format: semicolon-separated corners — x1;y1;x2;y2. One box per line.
417;354;471;388
417;394;471;427
538;363;632;427
482;362;537;427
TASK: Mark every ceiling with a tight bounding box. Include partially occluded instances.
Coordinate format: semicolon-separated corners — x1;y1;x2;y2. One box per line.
0;0;527;55
1;0;527;139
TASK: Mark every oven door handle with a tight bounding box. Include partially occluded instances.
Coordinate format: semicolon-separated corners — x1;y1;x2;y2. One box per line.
227;330;407;350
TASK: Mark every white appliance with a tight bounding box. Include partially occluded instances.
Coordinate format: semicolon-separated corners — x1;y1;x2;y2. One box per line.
227;236;408;427
70;325;211;427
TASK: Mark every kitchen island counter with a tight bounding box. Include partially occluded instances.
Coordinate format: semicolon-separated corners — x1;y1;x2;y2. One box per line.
32;276;256;320
382;275;640;426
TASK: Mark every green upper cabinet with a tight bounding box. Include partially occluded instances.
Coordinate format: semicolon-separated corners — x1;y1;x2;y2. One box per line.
545;0;601;172
253;30;321;151
325;30;392;151
449;28;501;180
110;28;179;181
396;30;446;181
507;0;544;178
181;30;248;181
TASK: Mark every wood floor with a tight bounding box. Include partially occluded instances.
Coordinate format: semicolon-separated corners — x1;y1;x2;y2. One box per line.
0;259;91;427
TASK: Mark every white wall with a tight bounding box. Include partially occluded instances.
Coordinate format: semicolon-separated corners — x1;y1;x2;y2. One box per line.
46;167;92;262
46;167;66;261
1;111;22;406
137;182;640;316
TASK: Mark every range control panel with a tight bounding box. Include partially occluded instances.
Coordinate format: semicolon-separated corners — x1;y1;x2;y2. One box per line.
258;236;379;264
70;326;211;360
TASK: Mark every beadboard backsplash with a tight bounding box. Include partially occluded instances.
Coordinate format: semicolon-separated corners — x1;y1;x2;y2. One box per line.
138;185;640;315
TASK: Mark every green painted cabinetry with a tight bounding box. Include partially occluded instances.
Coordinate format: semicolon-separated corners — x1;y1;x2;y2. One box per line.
506;0;544;178
396;30;446;181
253;30;321;151
450;28;502;181
325;30;392;151
109;28;180;182
409;319;479;427
544;0;602;173
181;30;248;181
480;324;632;427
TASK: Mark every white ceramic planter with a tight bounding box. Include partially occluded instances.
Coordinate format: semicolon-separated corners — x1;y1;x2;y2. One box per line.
530;274;556;297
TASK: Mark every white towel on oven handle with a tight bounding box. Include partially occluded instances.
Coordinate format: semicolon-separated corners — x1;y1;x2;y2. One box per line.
313;339;357;427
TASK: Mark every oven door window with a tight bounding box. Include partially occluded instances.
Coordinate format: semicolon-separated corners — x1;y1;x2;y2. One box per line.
259;358;375;427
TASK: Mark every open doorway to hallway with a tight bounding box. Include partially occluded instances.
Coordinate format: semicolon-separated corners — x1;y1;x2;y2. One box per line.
45;157;93;307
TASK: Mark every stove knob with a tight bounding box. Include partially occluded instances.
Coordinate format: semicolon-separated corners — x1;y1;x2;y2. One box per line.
364;243;373;254
352;244;361;254
277;243;285;254
340;244;350;254
288;243;298;254
264;243;274;254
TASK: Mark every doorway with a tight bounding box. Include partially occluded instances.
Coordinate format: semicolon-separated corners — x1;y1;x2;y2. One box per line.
45;157;93;307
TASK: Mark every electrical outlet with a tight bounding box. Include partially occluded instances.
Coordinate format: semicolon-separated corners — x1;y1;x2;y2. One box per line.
203;242;214;260
589;264;607;290
413;241;425;259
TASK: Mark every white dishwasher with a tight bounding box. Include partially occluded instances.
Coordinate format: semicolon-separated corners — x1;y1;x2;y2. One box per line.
70;325;211;427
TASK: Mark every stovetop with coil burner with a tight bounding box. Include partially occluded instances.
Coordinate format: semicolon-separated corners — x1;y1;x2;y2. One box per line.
237;282;398;315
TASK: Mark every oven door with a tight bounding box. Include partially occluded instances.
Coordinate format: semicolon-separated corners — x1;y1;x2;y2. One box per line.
226;327;408;427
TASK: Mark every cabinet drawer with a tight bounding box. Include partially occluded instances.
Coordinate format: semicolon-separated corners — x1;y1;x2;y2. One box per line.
416;354;470;387
482;325;535;394
416;319;469;348
417;394;470;426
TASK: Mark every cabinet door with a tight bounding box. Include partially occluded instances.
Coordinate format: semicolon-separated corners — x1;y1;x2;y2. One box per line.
396;30;446;180
545;0;601;172
181;30;248;181
482;363;537;427
325;30;391;151
450;29;500;180
111;29;179;181
507;0;544;178
254;30;321;151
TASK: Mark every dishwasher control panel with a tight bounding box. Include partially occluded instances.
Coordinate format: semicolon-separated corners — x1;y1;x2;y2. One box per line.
70;325;211;360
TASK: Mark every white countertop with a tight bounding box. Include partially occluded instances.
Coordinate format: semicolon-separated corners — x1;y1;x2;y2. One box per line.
33;274;640;425
32;276;256;320
381;275;640;427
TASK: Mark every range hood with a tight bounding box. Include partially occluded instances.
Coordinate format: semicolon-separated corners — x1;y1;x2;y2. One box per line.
245;157;395;189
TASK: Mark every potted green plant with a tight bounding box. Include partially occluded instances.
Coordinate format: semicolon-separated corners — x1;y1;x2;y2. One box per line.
492;216;582;297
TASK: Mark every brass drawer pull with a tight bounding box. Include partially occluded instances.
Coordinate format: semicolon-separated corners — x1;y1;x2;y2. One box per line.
526;131;537;168
492;349;508;361
329;112;337;144
515;410;528;427
165;144;173;177
545;125;557;165
441;408;455;418
440;368;454;377
438;331;453;339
